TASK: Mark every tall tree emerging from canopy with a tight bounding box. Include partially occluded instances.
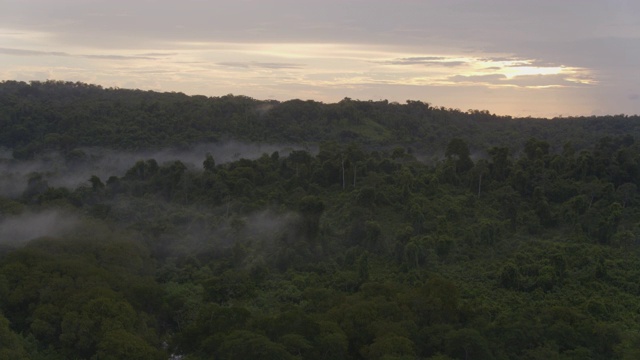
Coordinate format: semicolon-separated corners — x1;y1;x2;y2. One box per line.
298;195;325;240
445;138;474;174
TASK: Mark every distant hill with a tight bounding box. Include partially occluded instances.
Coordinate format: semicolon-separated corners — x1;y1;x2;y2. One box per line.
1;80;639;159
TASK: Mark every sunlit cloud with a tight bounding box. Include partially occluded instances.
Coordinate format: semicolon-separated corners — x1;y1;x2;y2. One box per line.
1;0;639;117
0;38;595;97
502;66;563;78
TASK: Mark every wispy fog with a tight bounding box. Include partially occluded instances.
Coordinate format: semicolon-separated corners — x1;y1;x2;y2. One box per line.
0;141;310;198
0;210;79;245
149;204;299;256
231;209;300;242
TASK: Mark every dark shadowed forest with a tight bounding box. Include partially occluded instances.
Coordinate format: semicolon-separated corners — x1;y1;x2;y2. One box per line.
1;80;640;359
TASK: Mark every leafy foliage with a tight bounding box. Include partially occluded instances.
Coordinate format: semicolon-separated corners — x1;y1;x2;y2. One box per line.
1;81;640;359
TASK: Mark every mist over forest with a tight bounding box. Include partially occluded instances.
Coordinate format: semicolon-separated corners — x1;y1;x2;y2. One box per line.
0;210;78;245
0;141;305;197
1;81;640;360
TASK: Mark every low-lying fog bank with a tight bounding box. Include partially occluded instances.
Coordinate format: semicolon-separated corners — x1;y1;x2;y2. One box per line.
0;141;312;198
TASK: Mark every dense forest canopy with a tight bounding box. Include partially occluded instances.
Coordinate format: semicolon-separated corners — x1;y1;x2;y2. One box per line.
1;80;640;359
1;80;639;159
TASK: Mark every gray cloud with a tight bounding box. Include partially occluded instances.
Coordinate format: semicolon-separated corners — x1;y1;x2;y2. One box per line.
514;59;562;68
497;37;640;69
217;62;304;70
138;52;178;57
401;56;446;61
3;1;638;53
0;47;68;56
448;74;508;83
217;62;250;69
0;47;162;60
82;54;156;60
478;57;523;63
254;62;304;69
384;57;467;67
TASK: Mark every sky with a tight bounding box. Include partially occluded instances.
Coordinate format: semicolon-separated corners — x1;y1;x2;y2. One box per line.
1;0;639;118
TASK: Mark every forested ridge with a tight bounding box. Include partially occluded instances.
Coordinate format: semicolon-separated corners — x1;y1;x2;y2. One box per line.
2;80;640;158
1;80;640;359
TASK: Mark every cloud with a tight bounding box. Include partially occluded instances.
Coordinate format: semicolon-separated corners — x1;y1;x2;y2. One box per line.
629;94;639;101
0;47;163;60
1;0;638;117
383;57;467;67
135;52;178;57
478;56;523;63
512;59;562;68
0;47;68;57
399;56;446;61
504;74;587;88
217;62;250;68
82;54;156;60
448;74;508;83
217;61;304;70
446;72;591;88
254;62;305;69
